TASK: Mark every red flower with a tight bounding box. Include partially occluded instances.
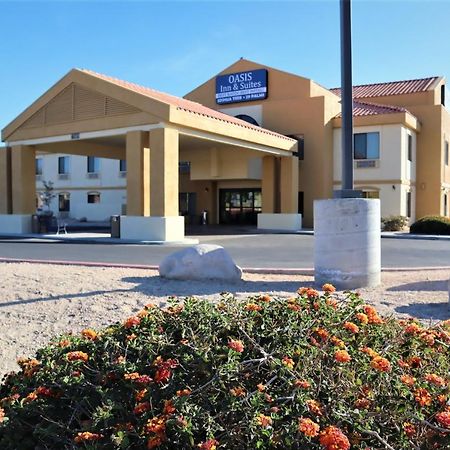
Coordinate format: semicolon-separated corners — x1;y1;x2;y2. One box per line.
228;339;244;353
198;439;219;450
155;368;172;384
436;411;450;428
133;402;151;415
319;426;350;450
298;417;320;437
124;316;141;329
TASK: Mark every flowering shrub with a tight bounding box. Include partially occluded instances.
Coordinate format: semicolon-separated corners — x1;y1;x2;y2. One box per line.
0;289;449;449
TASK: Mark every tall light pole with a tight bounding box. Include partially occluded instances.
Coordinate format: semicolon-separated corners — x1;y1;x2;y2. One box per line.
313;0;381;290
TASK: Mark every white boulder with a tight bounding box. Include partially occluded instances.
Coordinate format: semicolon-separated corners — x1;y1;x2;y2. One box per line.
159;244;242;281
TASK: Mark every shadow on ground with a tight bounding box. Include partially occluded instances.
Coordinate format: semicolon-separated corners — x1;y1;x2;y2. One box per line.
387;279;448;292
0;276;312;309
395;302;449;321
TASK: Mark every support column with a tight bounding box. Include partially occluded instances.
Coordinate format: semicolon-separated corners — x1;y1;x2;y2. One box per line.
0;147;12;214
0;145;35;234
121;127;185;242
149;127;179;217
280;155;299;213
261;155;276;213
125;130;150;216
11;145;36;214
258;154;302;231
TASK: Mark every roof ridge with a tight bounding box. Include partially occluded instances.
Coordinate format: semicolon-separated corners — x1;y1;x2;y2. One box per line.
330;75;439;92
353;99;407;111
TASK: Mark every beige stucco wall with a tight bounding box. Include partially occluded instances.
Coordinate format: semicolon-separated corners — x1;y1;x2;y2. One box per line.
185;59;341;227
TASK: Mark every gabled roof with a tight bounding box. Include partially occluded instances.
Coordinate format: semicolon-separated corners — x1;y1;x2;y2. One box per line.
330;76;440;99
80;70;293;141
335;100;409;118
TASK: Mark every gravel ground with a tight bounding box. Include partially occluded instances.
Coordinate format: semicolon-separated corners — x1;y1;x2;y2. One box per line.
0;262;449;377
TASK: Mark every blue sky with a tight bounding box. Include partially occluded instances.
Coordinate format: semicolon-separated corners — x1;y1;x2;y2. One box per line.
1;0;449;132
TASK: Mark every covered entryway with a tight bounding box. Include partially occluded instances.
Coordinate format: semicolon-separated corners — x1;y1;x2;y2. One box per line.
0;69;299;241
219;189;262;225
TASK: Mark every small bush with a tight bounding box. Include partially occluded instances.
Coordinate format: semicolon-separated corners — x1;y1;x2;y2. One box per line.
381;215;409;231
410;215;450;235
0;290;449;449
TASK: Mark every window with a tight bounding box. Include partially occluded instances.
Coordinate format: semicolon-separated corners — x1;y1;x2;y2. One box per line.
445;141;449;166
362;191;380;199
58;193;70;212
179;161;191;173
354;132;380;160
119;159;127;172
58;156;70;174
298;192;304;215
87;156;100;173
87;192;101;204
445;193;448;217
235;114;259;126
406;191;412;218
35;158;43;175
407;134;413;162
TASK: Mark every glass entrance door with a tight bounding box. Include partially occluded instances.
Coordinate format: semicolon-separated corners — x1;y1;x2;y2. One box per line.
219;189;262;225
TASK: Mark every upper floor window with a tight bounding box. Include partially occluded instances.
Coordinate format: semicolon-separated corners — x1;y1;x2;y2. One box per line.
354;132;380;160
408;134;413;162
35;158;43;175
119;159;127;172
87;156;100;173
235;114;259;126
445;140;449;166
87;192;101;204
58;156;70;174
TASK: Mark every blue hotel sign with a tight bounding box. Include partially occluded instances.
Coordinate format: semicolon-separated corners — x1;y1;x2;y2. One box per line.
216;69;268;105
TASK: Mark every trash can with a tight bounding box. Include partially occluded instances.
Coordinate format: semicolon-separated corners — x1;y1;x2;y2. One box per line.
111;215;121;238
31;215;40;234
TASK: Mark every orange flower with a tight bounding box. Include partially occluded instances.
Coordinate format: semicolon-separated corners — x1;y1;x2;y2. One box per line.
330;336;345;348
343;322;359;334
400;375;416;387
294;380;311;389
230;387;246;397
314;328;329;341
147;435;164;449
425;373;447;387
319;426;350;450
370;356;391;372
255;413;272;428
355;313;368;324
403;422;416;437
176;389;192;397
145;416;166;434
298;417;320;437
66;351;89;363
124;372;140;381
163;400;176;415
282;356;295;369
334;350;351;363
257;383;265;392
408;356;422;368
404;322;422;334
135;389;148;402
436;411;450;428
306;399;323;416
25;391;38;402
198;439;219;450
360;346;378;358
74;432;103;444
59;339;70;348
228;339;244;353
363;305;383;324
419;332;435;346
0;408;6;423
258;294;272;302
133;402;151;415
245;303;263;312
354;398;371;409
322;283;336;293
81;329;97;340
414;388;432;407
306;288;320;298
124;316;141;329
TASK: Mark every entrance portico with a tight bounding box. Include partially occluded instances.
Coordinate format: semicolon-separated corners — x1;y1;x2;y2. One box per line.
0;69;298;241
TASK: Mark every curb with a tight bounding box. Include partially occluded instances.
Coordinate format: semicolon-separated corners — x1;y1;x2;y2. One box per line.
0;257;448;274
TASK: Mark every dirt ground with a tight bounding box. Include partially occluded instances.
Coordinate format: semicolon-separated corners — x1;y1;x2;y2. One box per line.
0;262;448;377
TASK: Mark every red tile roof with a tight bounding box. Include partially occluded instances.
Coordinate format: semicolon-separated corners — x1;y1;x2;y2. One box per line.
79;69;294;142
330;76;439;99
335;100;409;118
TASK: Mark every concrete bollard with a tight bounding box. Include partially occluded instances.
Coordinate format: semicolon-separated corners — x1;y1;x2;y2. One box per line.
314;198;381;290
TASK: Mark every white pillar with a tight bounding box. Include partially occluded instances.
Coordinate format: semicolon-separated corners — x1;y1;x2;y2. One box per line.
314;198;381;289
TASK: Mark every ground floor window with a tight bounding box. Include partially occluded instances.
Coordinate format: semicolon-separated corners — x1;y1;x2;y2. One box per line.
298;191;304;215
444;193;448;216
219;189;261;225
179;192;197;223
406;191;412;218
361;191;380;199
87;192;101;204
59;193;70;212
